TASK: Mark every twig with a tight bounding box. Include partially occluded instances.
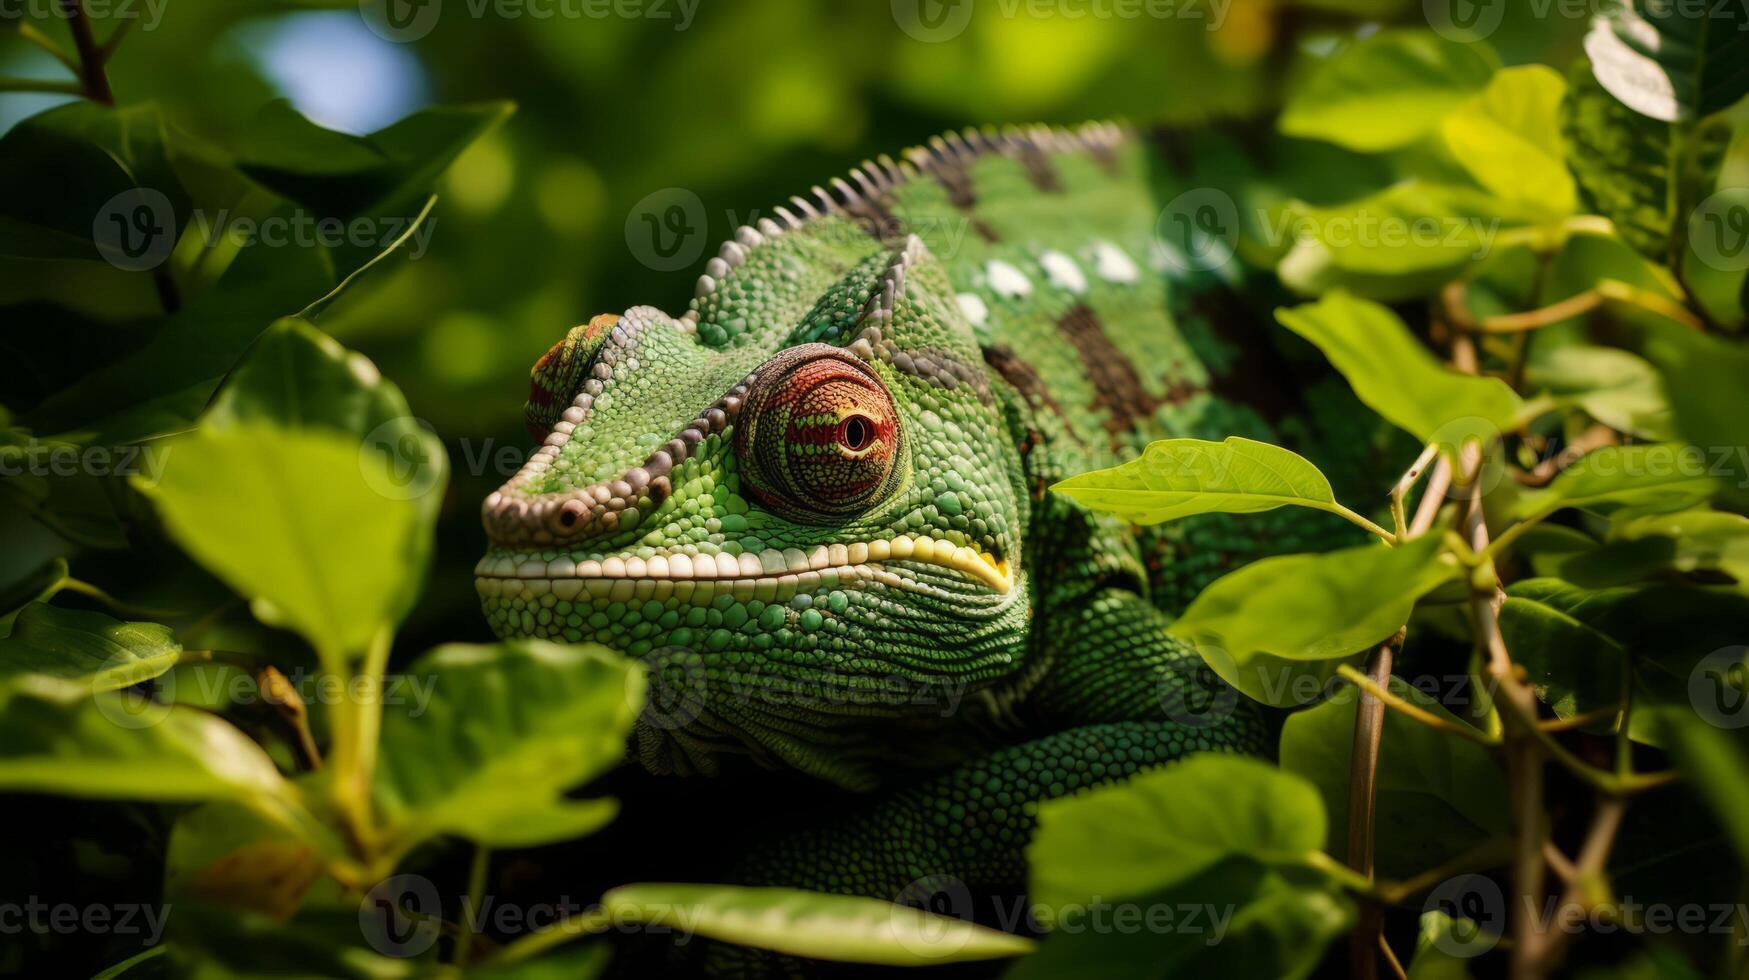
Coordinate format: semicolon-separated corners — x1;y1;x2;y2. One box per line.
455;845;491;966
0;77;84;95
1542;840;1578;884
58;577;183;620
257;665;323;771
1539;706;1621;732
1377;836;1516;904
1380;933;1408;980
1337;664;1497;746
1391;443;1440;540
1346;637;1397;980
60;0;114;104
16;23;80;73
1532;798;1626;974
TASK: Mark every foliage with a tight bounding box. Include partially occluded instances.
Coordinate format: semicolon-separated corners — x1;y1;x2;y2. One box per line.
1;0;1747;977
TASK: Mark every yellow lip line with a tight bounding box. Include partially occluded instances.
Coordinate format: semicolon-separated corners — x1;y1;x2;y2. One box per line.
475;535;1014;595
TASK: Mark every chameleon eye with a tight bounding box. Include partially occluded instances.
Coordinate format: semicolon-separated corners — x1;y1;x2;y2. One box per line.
734;345;903;520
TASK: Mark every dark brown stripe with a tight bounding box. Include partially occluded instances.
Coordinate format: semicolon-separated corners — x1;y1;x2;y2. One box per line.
1055;304;1195;448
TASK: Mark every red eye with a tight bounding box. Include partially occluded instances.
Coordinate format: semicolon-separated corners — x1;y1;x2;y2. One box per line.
735;346;903;519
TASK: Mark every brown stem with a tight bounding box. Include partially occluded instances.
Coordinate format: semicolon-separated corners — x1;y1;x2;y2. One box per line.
60;0;113;104
1532;798;1626;974
257;665;323;770
1347;637;1396;980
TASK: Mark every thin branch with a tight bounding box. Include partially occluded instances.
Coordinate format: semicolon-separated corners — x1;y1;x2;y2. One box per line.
1391;442;1441;541
99;17;134;62
1336;664;1497;746
455;845;492;966
1346;638;1397;980
1380;933;1408;980
60;0;114;104
1377;836;1517;904
17;23;81;73
0;77;84;95
257;665;323;771
1542;840;1578;884
1539;706;1621;733
58;577;183;620
1533;798;1627;975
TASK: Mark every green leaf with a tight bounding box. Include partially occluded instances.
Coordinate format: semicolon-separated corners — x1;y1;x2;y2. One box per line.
1510;445;1719;522
205;319;447;619
1407;911;1477;980
1502;579;1749;745
1522;344;1673;440
132;425;421;656
165;799;338;920
1635;322;1749;509
1498;588;1626;724
374;640;641;851
1171;535;1457;707
1030;754;1328;908
599;883;1033;966
1277;182;1540;300
1442;65;1576;215
1281;677;1506;877
0;102;191;263
232;100;512;274
0;603;180;691
1276;291;1523;445
1052;437;1351;526
1279;30;1497;151
1021;756;1352;980
1007;856;1353;980
1582;0;1749;123
0;674;296;804
1562;64;1734;263
1547;509;1749;589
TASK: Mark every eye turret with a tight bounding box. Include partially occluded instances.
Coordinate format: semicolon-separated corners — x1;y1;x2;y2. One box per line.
524;313;618;440
734;345;903;520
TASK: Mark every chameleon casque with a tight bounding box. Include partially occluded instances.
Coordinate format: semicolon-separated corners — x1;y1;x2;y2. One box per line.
475;123;1386;967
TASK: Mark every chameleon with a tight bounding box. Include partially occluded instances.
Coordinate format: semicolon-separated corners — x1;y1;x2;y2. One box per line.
474;123;1391;967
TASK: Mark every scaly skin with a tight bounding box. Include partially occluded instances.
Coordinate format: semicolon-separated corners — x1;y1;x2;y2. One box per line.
476;125;1388;935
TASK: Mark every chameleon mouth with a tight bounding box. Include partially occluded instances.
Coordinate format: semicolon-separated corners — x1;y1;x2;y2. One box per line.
474;534;1014;601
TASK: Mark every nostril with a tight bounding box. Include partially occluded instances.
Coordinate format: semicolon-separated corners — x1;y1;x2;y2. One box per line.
560;510;577;527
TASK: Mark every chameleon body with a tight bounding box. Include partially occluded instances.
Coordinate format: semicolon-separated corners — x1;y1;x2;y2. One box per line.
476;124;1384;942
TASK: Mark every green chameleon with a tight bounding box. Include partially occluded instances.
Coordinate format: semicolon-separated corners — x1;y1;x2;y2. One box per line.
475;124;1388;960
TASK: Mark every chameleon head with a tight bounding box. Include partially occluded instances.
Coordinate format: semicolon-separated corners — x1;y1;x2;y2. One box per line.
476;230;1031;786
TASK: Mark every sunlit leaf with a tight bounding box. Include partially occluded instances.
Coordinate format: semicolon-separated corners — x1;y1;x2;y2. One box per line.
1170;535;1456;706
1582;0;1749;123
205;319;447;620
599;883;1033;966
374;640;641;851
133;425;421;656
0;603;180;691
0;674;296;805
1020;756;1351;980
1280;30;1496;151
1511;445;1718;522
1442;65;1576;215
1053;437;1343;525
1276;291;1523;444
